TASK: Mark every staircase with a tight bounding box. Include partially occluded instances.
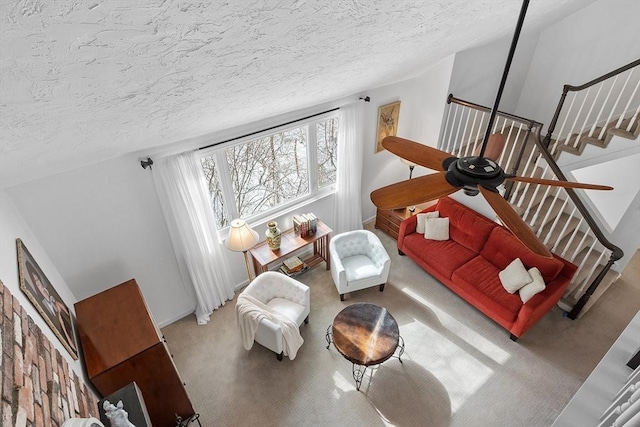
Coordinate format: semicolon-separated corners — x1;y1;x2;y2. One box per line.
439;59;639;318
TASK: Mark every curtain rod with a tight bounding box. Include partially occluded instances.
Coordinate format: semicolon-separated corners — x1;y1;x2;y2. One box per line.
197;96;370;151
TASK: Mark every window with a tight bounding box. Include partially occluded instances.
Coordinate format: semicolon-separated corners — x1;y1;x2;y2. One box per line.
317;118;339;189
201;115;339;229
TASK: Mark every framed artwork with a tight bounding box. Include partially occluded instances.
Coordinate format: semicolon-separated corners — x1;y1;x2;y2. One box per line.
16;238;78;359
375;101;401;153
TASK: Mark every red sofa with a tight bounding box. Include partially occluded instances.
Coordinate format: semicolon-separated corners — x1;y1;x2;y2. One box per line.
397;196;577;340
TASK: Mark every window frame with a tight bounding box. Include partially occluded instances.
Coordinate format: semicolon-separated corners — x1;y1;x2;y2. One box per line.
198;111;339;232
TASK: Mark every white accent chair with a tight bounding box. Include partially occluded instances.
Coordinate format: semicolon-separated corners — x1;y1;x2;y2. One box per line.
239;271;310;361
329;230;391;301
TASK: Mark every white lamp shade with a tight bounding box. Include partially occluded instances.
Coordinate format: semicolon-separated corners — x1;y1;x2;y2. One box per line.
225;219;259;252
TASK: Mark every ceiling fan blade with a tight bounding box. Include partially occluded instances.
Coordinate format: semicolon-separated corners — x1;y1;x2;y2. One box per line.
479;186;553;258
371;172;460;210
506;176;613;191
382;136;457;172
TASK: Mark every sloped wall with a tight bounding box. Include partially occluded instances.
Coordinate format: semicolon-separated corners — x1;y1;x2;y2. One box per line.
515;0;640;126
0;280;99;425
0;190;100;424
448;30;539;113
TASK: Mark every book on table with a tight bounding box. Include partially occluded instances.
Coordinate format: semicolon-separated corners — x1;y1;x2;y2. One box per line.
293;215;303;235
283;256;304;273
292;213;318;238
279;265;309;277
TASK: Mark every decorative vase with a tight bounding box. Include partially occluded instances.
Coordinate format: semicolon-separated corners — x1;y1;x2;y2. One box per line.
265;221;281;251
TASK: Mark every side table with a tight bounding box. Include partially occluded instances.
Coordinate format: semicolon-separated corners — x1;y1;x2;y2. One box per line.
326;303;404;391
375;201;434;240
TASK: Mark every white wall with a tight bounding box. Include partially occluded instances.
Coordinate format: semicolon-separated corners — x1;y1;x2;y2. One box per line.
449;30;539;113
360;55;456;223
552;310;640;426
0;190;86;376
559;136;640;270
6;156;195;327
515;0;640;126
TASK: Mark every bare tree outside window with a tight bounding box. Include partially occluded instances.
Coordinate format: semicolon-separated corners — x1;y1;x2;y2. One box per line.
317;118;339;188
201;156;229;228
228;127;309;218
200;117;339;229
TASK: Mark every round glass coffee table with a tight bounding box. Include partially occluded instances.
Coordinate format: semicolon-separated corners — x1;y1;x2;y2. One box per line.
326;303;404;391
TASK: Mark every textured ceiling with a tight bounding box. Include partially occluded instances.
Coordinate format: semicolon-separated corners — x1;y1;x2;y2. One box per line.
0;0;593;187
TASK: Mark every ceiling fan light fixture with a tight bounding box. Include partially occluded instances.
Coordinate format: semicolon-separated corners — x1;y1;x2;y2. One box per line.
444;156;506;193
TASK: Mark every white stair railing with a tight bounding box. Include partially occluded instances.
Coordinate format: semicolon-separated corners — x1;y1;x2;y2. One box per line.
441;94;625;318
545;59;640;157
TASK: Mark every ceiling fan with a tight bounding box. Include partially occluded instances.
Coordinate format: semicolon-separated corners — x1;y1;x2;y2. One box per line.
370;0;613;259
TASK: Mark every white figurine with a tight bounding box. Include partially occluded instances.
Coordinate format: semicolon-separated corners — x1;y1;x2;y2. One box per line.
103;400;136;427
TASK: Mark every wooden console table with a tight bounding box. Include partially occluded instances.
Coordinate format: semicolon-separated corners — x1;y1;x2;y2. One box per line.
250;220;332;275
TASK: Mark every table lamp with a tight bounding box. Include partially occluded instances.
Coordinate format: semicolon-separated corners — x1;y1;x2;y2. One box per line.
400;157;417;179
400;158;418;211
225;218;259;282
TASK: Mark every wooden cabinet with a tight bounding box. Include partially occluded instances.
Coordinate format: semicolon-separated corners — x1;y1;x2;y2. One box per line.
375;202;434;240
75;279;194;427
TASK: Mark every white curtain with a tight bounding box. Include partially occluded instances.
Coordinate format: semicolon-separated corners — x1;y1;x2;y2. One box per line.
332;101;365;234
153;151;234;325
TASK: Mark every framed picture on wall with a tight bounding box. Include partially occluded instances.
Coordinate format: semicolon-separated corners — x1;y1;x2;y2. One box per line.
16;238;78;359
375;101;401;153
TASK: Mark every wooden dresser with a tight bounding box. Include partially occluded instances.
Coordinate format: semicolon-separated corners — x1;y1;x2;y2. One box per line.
375;202;433;240
75;279;194;427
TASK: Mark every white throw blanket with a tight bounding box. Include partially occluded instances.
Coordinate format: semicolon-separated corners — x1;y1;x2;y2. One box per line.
235;293;304;360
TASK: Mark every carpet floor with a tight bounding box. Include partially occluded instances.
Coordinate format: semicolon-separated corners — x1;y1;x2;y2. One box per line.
162;229;639;427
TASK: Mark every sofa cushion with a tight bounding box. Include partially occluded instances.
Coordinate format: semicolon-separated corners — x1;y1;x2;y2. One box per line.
437;197;496;253
424;217;450;241
416;211;439;234
266;297;306;324
498;258;532;293
342;255;381;282
480;226;564;282
402;233;477;280
453;256;523;324
519;267;546;304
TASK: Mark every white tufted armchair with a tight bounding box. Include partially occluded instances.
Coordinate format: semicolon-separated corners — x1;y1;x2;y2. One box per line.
329;230;391;301
237;271;310;361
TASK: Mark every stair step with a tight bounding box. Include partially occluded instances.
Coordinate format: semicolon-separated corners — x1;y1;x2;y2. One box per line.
553;114;639;160
579;136;607;148
502;133;538;173
555;229;595;262
508;167;546;207
572;268;620;318
557;266;620;318
555;144;581;156
608;127;637;140
571;250;603;287
509;187;546;217
540;212;581;248
528;195;567;233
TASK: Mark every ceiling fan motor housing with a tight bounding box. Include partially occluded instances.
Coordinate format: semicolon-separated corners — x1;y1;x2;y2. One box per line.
445;156;506;196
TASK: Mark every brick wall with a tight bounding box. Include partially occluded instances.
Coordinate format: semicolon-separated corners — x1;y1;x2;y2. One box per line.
0;280;99;426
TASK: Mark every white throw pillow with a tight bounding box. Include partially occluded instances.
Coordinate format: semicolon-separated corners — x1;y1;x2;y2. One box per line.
519;267;546;303
423;217;449;241
499;258;532;294
416;211;439;234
